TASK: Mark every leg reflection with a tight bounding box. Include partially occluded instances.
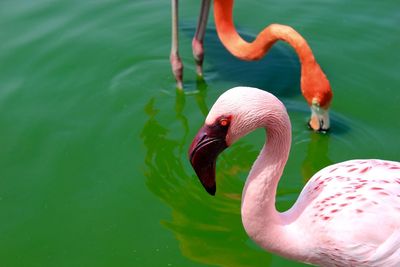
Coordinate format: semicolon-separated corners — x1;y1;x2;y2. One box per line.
195;77;209;116
301;132;333;183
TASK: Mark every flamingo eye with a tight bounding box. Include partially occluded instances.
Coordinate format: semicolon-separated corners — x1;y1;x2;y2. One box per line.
219;118;229;127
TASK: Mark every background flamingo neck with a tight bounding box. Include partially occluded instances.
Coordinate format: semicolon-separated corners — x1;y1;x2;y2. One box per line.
214;0;316;64
214;0;330;105
240;110;308;261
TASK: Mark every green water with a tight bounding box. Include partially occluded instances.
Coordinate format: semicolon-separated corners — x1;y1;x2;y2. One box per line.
1;0;399;266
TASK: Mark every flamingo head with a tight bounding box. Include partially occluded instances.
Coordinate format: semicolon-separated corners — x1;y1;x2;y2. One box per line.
308;98;330;132
188;87;286;195
301;63;333;132
188;115;230;195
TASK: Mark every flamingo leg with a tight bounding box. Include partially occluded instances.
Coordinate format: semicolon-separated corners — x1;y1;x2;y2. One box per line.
192;0;211;77
170;0;183;89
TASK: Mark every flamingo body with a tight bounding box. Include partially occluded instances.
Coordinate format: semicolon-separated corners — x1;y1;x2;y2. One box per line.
188;87;400;266
293;159;400;266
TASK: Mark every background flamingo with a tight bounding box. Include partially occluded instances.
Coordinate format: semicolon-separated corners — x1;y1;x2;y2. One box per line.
171;0;333;131
188;87;400;266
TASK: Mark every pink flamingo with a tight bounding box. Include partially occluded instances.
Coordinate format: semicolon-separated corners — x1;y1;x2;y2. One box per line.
170;0;332;131
188;87;400;266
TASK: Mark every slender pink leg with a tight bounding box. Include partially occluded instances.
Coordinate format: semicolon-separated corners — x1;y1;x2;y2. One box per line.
170;0;183;89
192;0;211;77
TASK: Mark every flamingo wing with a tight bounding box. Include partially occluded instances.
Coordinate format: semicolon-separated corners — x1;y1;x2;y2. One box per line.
292;159;400;266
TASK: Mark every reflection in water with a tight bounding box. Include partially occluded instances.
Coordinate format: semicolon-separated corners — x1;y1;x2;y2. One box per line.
174;89;189;153
140;84;275;266
301;132;333;184
194;78;209;117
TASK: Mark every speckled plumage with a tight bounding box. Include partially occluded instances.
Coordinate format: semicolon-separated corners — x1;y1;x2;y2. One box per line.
292;159;400;266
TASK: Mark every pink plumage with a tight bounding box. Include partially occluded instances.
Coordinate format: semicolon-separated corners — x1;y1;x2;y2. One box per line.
189;86;400;266
294;159;400;266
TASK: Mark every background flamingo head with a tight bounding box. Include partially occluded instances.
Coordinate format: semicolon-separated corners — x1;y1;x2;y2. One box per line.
189;87;288;195
301;63;333;132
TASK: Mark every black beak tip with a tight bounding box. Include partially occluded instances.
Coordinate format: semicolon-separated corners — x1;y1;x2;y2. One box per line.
205;185;216;196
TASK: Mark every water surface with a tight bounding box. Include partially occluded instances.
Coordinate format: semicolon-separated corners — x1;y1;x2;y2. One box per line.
0;0;399;266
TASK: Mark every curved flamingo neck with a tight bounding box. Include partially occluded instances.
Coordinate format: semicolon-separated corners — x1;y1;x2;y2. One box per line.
214;0;312;63
240;105;310;261
213;0;332;107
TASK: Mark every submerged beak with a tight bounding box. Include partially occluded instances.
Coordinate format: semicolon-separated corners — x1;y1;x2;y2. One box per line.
188;124;228;195
308;103;330;132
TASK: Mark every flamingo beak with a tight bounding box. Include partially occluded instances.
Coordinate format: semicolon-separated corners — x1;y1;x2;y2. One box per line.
188;124;228;195
308;103;330;132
